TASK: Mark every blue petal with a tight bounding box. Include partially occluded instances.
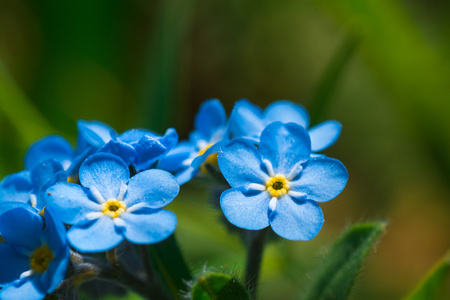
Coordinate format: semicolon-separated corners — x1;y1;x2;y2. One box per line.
99;140;136;166
175;166;198;185
0;277;46;300
79;153;130;200
309;120;342;152
159;128;179;152
218;139;268;188
157;141;196;172
220;188;270;230
67;217;123;252
42;208;68;254
119;129;152;144
269;196;323;240
76;120;116;150
194;99;227;140
191;139;228;169
125;169;179;208
133;136;171;171
45;183;101;224
264;100;310;128
30;160;66;202
0;244;29;285
0;202;36;217
41;246;69;293
24;135;74;171
0;208;43;250
229;99;265;139
0;171;32;204
121;209;177;244
289;157;348;202
259;122;311;174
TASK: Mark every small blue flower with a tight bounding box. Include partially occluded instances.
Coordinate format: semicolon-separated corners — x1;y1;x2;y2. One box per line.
218;122;348;240
158;99;230;184
230;99;342;153
0;207;70;300
0;160;67;215
77;120;178;171
45;153;179;252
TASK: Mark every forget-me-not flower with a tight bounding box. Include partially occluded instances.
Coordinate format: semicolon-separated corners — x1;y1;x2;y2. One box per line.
218;122;348;240
0;207;69;300
230;99;341;153
45;153;179;252
158;99;230;184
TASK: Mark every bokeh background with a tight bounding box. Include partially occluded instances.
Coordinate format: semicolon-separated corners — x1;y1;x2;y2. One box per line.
0;1;449;299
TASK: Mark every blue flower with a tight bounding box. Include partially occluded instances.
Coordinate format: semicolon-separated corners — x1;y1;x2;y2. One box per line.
218;122;348;240
0;160;67;215
158;99;230;184
0;207;70;299
77;120;178;171
45;153;179;252
229;99;342;153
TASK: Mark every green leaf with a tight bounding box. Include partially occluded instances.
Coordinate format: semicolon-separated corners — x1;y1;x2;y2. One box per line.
192;271;250;300
403;250;450;300
309;33;359;125
302;221;386;300
148;234;193;299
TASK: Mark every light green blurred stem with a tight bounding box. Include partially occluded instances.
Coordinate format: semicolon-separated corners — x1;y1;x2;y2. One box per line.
309;34;359;125
139;0;195;133
0;60;54;148
403;250;450;300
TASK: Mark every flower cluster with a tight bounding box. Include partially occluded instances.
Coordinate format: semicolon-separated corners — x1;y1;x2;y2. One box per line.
0;98;347;298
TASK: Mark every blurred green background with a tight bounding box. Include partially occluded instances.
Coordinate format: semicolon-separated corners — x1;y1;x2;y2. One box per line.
0;0;449;299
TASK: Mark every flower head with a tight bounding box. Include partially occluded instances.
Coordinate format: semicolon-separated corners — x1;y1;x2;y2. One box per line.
158;99;230;184
0;208;69;299
218;122;348;240
230;99;342;153
45;153;179;252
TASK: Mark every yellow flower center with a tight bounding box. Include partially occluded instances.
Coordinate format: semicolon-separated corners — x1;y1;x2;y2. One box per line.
30;245;53;273
198;144;218;174
102;199;127;218
266;174;290;198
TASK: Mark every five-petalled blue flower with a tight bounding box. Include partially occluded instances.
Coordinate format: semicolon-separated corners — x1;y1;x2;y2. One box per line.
218;122;348;240
45;153;179;252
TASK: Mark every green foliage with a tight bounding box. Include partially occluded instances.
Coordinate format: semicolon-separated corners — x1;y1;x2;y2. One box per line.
191;271;250;300
302;222;386;300
404;250;450;300
0;60;55;148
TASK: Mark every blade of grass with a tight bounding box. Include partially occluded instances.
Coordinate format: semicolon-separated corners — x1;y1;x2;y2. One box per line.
309;33;359;125
403;250;450;300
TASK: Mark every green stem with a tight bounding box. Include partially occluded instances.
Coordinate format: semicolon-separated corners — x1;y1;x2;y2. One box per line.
244;228;268;299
